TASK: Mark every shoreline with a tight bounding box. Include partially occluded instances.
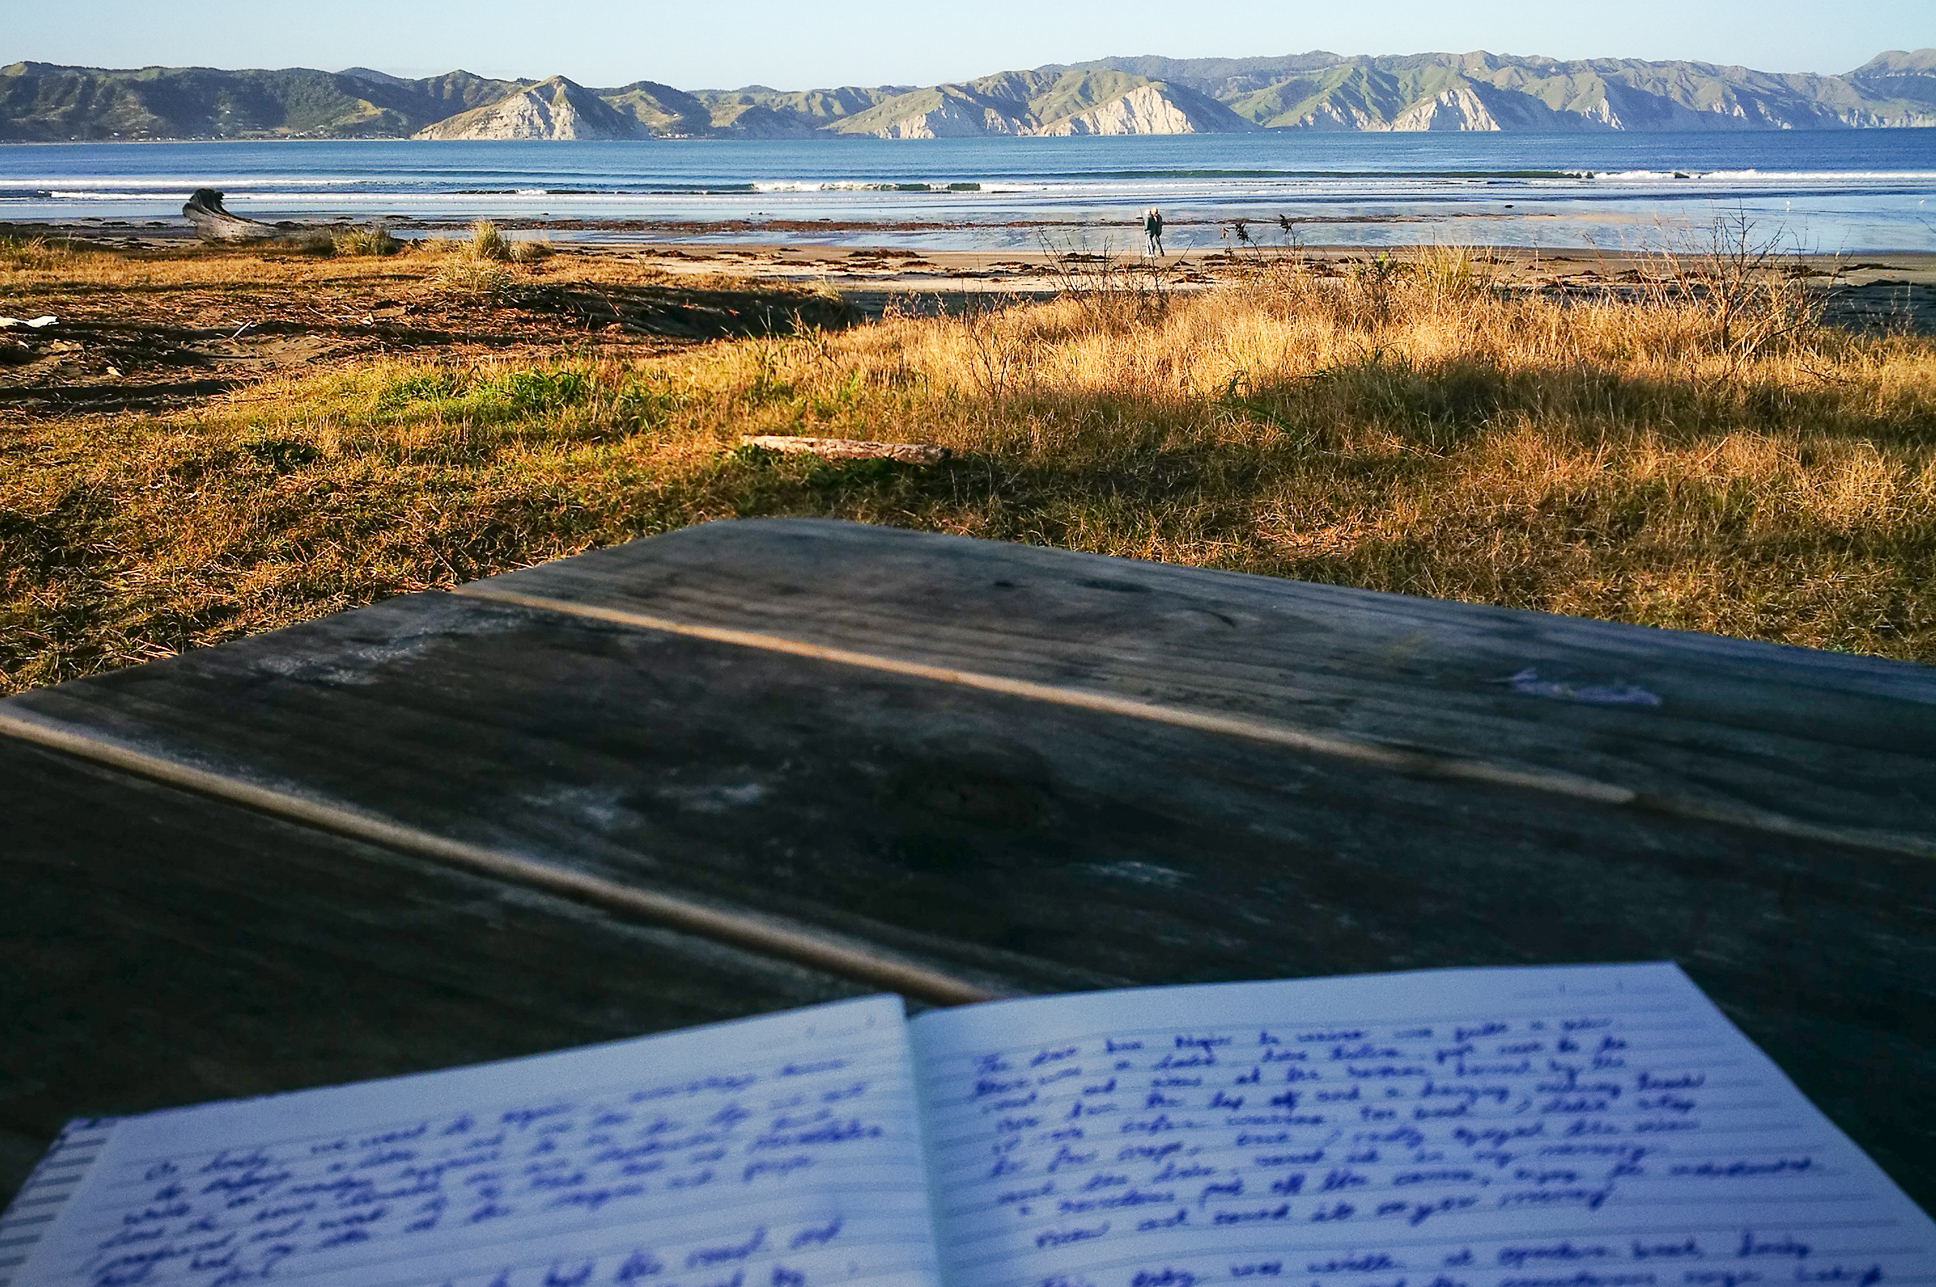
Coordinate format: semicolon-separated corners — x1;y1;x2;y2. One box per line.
9;216;1936;262
8;219;1936;306
9;198;1930;257
6;132;1931;260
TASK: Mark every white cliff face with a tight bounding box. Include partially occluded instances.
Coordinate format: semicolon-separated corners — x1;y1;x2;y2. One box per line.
499;89;584;139
871;97;1022;138
864;82;1238;138
1579;95;1623;128
1849;109;1936;126
414;78;639;140
1040;83;1197;135
1381;87;1502;131
1294;102;1377;130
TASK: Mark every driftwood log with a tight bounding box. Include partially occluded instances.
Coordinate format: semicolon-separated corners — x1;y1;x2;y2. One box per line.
182;188;275;242
741;435;951;464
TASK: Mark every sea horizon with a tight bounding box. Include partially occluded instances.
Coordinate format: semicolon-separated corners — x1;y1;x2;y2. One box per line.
4;131;1935;252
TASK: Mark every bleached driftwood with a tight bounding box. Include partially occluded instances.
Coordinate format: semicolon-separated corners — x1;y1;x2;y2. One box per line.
183;188;275;242
740;435;951;464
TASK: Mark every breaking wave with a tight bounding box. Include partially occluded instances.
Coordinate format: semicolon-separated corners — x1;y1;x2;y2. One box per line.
2;133;1931;250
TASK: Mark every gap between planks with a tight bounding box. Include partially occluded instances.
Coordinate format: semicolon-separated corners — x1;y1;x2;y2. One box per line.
457;584;1936;864
0;707;1003;1009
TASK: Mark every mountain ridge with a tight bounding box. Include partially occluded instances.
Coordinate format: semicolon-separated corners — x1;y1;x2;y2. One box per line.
413;76;648;140
1;49;1932;140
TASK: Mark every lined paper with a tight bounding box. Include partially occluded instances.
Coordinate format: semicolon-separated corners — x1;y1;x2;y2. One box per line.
9;967;1929;1287
13;996;941;1287
909;963;1935;1287
0;1119;119;1287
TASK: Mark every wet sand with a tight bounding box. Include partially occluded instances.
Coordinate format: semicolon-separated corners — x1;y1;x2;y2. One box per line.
11;215;1936;282
568;239;1936;333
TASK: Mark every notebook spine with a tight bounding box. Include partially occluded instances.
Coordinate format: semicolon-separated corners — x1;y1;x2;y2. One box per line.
0;1118;120;1287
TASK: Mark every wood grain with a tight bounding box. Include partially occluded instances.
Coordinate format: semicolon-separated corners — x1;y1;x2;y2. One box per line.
469;518;1936;853
0;704;1003;1008
0;738;868;1206
2;518;1930;1206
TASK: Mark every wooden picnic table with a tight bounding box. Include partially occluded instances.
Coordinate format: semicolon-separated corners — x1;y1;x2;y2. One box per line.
2;517;1931;1211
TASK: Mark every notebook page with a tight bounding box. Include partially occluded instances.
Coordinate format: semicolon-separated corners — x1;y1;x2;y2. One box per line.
17;995;942;1287
909;963;1934;1287
0;1118;120;1287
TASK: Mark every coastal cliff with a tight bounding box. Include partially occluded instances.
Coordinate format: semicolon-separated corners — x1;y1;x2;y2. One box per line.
1134;49;1936;131
2;48;1932;140
413;77;643;140
825;71;1253;139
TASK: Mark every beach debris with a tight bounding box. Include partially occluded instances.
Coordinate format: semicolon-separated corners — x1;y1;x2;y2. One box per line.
520;283;859;338
184;188;277;242
740;435;950;465
0;315;57;365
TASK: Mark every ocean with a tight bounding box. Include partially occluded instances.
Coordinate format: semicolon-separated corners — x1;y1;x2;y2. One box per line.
2;132;1934;252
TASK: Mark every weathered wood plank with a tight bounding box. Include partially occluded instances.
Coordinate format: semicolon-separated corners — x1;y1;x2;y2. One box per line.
4;539;1930;1202
0;738;869;1207
467;518;1936;854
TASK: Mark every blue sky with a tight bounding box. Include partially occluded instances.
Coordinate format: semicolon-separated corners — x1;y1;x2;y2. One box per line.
5;0;1932;88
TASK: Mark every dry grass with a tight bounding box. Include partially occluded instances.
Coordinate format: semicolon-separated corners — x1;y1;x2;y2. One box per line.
0;234;684;304
507;237;553;265
5;246;1935;692
469;220;509;261
432;255;518;298
333;226;402;257
0;234;426;293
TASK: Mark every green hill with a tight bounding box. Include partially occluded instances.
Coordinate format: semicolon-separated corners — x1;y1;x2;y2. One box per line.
0;61;523;139
1081;51;1936;130
2;49;1932;141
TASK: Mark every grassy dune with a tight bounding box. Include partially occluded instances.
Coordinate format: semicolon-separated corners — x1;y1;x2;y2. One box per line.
4;244;1935;692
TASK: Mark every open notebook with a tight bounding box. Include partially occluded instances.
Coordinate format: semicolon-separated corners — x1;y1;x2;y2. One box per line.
2;963;1929;1287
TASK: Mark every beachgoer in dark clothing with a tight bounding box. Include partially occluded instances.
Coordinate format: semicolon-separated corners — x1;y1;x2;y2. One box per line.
1144;207;1165;256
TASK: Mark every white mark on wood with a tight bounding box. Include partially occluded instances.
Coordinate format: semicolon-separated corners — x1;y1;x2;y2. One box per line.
1507;667;1664;707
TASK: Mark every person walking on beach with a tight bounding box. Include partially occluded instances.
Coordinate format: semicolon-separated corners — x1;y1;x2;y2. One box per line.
1143;206;1165;257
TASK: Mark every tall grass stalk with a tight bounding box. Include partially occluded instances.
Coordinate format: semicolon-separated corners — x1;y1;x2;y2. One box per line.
469;220;509;261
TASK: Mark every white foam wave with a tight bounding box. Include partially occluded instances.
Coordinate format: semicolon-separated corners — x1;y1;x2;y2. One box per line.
1594;168;1936;182
748;180;992;193
15;176;369;190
